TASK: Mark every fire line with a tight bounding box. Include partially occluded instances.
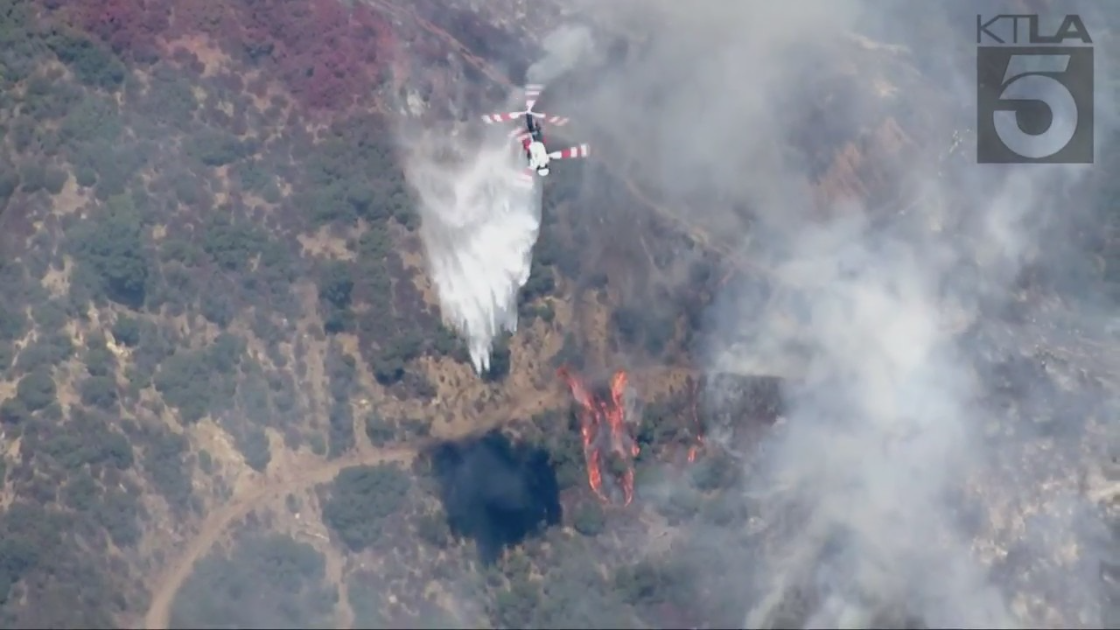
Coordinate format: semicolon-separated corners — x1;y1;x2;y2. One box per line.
558;367;641;506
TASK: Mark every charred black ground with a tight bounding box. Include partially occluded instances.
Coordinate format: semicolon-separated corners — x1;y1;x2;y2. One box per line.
427;430;562;564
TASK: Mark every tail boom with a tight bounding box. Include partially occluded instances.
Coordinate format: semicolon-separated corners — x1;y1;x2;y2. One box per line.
525;83;544;111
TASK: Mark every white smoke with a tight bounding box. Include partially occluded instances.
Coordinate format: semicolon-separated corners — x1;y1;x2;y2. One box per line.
723;160;1108;627
544;1;1116;626
528;25;597;84
406;132;540;373
731;213;1019;628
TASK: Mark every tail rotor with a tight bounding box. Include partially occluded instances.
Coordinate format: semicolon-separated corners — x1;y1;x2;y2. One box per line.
524;84;544;113
482;84;562;125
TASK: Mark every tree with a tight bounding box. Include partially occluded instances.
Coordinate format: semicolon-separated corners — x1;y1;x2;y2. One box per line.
16;369;56;412
79;376;118;410
0;170;19;204
84;335;115;376
364;412;395;446
318;262;353;310
154;338;243;424
68;194;149;308
74;164;96;187
43;167;67;194
572;501;605;537
319;261;353;334
68;0;170;64
372;354;404;385
0;301;28;342
613;559;694;608
482;334;512;383
0;399;29;426
18;162;45;193
235;426;270;472
321;464;411;552
186;128;249;167
200;215;266;272
416;512;450;548
491;579;542;629
326;403;354;459
46;27;126;89
111;315;140;346
200;290;235;328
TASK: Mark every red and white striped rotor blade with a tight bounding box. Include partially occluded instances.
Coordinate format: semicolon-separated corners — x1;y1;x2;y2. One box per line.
482;111;524;124
548;144;590;160
529;113;570;127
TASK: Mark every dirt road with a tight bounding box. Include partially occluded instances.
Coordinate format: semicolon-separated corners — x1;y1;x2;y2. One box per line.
140;360;581;630
142;445;416;629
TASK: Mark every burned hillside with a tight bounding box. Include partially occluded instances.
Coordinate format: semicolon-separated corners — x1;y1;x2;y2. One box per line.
426;431;561;565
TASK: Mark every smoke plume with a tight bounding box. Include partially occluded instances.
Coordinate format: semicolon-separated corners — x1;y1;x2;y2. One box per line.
550;1;1120;626
527;25;597;85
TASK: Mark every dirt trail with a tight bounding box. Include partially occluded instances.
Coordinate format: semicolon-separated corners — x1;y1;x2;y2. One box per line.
141;369;577;630
141;355;689;629
143;445;415;629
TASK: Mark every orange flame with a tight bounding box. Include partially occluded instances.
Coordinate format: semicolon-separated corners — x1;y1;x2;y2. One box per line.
558;367;640;506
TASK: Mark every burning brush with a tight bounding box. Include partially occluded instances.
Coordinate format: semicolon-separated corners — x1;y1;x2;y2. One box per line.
558;367;641;506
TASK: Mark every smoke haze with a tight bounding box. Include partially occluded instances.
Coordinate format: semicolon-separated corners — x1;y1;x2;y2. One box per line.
540;1;1120;626
527;24;597;85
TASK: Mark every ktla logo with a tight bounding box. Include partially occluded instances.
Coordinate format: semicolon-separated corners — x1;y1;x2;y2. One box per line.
976;14;1094;164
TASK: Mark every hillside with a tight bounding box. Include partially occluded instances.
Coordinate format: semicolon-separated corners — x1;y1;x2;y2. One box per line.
1;0;1119;628
0;0;732;627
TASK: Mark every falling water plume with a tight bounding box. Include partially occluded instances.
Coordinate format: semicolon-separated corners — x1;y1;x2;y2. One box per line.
406;130;541;373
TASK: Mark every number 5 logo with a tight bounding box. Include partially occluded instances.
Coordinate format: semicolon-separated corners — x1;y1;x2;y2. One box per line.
977;46;1093;164
993;54;1078;159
